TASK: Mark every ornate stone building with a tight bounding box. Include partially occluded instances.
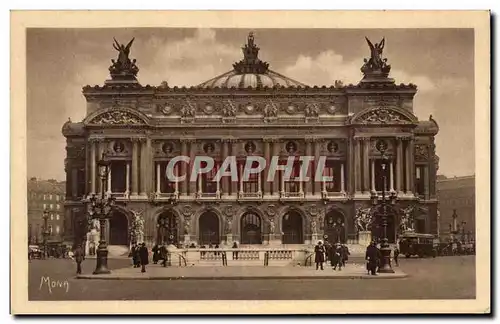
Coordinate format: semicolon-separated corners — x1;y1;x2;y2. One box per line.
437;175;475;241
62;33;439;250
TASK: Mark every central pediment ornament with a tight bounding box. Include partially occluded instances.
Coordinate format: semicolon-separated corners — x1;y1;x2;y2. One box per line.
358;108;411;125
89;110;144;125
180;101;196;118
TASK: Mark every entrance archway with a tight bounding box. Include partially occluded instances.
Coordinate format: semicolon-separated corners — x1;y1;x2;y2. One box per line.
282;211;304;244
324;210;346;244
109;211;128;245
240;212;262;244
157;211;179;245
199;211;220;245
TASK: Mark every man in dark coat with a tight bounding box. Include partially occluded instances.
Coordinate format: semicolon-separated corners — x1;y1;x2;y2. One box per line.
314;241;326;270
341;244;350;267
332;244;343;271
74;244;84;275
152;244;160;264
160;244;168;267
393;245;400;266
365;242;379;275
139;243;149;273
131;244;140;268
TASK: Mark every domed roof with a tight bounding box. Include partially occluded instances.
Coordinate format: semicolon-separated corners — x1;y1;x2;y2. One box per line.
197;32;307;89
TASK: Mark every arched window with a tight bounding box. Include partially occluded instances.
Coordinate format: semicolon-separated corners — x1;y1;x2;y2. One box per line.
240;212;262;244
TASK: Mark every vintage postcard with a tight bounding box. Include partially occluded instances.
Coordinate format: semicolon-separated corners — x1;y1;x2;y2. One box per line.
11;10;490;314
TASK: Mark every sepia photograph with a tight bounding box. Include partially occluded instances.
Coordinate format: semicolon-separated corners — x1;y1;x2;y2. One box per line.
10;10;490;314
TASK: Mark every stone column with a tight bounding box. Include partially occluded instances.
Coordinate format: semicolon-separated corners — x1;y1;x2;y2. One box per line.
272;139;281;196
230;140;239;196
409;138;415;194
371;160;376;192
156;162;161;194
107;168;111;193
363;138;370;193
189;140;197;196
313;139;321;195
239;163;244;196
89;139;96;194
131;139;139;196
389;161;395;192
405;139;411;193
304;137;313;196
354;138;361;193
96;139;106;194
221;139;229;197
396;138;403;193
340;162;345;193
125;162;130;195
139;138;148;196
424;165;430;199
180;139;188;195
263;138;271;196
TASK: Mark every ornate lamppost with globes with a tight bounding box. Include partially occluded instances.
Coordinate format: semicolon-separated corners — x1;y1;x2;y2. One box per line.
86;153;115;275
42;209;50;259
370;140;397;274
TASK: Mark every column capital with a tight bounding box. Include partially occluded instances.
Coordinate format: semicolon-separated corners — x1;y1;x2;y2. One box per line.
130;137;142;143
88;137;105;143
180;138;197;144
221;138;239;143
263;137;279;143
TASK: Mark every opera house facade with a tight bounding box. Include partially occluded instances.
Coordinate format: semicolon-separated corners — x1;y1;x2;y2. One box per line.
62;33;439;252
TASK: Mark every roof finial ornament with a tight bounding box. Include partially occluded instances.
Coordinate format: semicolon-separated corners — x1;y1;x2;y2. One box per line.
360;36;393;84
248;31;255;47
108;37;139;82
232;31;269;74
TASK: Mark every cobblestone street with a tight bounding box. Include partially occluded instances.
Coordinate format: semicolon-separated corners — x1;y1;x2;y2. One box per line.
28;255;475;300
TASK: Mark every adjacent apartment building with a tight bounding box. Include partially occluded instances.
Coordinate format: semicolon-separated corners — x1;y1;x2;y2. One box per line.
27;177;66;244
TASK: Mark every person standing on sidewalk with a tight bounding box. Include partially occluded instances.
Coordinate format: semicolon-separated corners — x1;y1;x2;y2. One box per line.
314;241;326;270
74;244;84;275
393;245;400;266
139;243;149;273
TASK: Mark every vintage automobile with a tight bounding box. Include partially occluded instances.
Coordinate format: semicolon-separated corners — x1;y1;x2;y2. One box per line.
28;245;43;259
398;232;437;258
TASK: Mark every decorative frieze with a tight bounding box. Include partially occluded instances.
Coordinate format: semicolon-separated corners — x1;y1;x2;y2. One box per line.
89;110;145;125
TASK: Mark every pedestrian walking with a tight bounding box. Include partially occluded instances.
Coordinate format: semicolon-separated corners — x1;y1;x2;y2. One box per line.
341;244;350;267
232;242;239;260
332;243;343;271
314;241;326;270
74;244;84;275
139;243;149;273
365;242;379;275
131;244;140;268
393;246;399;266
160;244;168;267
152;244;160;264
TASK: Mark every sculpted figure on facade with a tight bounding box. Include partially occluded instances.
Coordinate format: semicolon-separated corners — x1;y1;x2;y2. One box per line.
361;37;391;75
90;110;144;125
400;205;415;233
354;207;373;232
305;103;320;117
225;216;233;234
180;103;196;118
109;38;139;77
184;218;191;235
222;100;237;117
264;102;278;118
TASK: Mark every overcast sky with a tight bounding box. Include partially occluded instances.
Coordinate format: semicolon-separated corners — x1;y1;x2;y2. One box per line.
27;28;474;181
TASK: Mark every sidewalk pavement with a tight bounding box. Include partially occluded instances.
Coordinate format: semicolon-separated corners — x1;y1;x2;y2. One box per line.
76;263;408;280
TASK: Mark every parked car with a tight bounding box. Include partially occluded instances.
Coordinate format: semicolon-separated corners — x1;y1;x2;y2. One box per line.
399;233;437;258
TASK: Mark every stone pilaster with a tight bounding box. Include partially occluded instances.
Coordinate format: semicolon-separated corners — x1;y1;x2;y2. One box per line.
139;137;148;196
304;137;314;196
354;138;362;193
362;137;370;193
131;138;140;196
180;139;189;195
396;137;403;193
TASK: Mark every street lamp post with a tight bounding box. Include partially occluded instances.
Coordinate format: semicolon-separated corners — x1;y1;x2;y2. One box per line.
42;209;49;259
87;153;115;275
370;140;396;274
